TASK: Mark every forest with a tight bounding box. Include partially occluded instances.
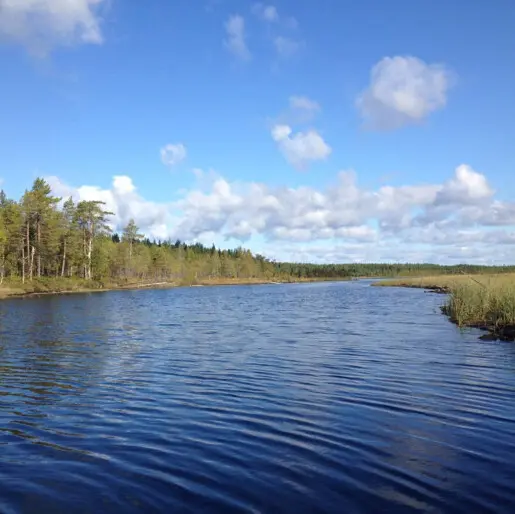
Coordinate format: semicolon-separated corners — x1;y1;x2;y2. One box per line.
1;178;514;291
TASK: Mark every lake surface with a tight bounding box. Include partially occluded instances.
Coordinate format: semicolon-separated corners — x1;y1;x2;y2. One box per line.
1;281;515;513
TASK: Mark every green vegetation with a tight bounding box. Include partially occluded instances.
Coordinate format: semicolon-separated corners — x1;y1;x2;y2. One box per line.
372;275;465;291
376;274;515;341
276;262;515;280
0;178;352;295
0;178;293;295
443;276;515;340
1;178;514;302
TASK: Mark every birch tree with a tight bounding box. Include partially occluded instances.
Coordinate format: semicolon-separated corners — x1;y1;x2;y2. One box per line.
75;200;113;280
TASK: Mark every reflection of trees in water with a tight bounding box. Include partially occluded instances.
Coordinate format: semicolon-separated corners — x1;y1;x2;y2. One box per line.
0;294;139;417
0;292;153;462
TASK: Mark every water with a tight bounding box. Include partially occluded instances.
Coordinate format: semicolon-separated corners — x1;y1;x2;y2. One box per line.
1;281;515;513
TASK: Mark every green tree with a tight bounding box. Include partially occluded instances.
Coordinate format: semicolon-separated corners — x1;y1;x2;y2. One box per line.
59;197;78;277
122;218;143;262
29;178;60;277
75;200;113;279
0;196;22;280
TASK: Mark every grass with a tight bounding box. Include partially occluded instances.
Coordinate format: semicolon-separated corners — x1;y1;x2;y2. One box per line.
0;274;346;299
373;275;459;291
376;273;515;341
0;276;177;299
0;277;99;298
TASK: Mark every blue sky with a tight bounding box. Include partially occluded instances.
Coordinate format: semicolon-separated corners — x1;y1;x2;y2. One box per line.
1;0;515;264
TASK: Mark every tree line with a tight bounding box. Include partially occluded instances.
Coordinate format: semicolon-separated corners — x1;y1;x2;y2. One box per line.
274;262;515;279
0;179;283;285
1;178;513;286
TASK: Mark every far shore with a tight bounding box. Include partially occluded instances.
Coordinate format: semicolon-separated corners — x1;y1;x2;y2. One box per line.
0;276;352;300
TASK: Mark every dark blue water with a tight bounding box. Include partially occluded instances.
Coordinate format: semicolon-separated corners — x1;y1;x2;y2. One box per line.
1;281;515;513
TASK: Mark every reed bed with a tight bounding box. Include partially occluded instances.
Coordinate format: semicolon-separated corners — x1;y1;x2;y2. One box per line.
375;273;515;341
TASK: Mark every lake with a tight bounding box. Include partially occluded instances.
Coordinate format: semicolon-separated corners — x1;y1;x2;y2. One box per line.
1;281;514;513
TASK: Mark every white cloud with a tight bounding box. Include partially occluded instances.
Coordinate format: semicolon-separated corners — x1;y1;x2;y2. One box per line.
274;36;301;57
357;56;453;130
160;143;187;167
271;124;332;168
0;0;106;55
224;15;250;60
45;164;515;264
47;175;175;239
436;164;493;204
252;3;279;22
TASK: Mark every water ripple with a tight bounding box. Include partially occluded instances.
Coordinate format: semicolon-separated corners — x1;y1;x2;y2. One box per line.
1;282;515;513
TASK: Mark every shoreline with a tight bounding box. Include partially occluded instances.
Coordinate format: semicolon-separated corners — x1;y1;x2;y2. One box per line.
0;276;351;300
375;279;515;342
5;276;513;342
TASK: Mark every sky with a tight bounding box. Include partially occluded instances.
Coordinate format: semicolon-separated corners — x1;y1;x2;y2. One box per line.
1;0;515;264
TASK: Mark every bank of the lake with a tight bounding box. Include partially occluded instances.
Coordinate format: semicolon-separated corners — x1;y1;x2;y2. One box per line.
374;274;515;341
0;276;352;300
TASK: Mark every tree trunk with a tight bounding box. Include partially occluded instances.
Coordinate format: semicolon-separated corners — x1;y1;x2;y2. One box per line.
37;217;41;278
26;221;32;281
21;243;25;284
87;236;92;280
30;246;35;281
83;229;87;279
129;240;133;278
61;239;66;277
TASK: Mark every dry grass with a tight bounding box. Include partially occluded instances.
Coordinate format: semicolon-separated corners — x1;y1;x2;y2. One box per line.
376;273;515;340
373;274;471;291
374;273;515;291
0;275;331;299
443;278;515;328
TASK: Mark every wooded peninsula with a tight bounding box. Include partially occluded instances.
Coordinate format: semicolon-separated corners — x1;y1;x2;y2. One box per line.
1;178;515;297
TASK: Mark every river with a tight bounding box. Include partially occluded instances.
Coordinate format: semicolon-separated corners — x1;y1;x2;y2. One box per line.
1;281;514;513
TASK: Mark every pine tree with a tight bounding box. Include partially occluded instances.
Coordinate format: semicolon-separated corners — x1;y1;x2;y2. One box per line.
0;196;22;280
29;178;60;277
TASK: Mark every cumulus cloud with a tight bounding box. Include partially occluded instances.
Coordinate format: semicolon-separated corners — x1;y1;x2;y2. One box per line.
436;164;493;204
0;0;106;55
252;3;279;22
271;124;332;168
160;143;187;167
47;175;175;240
357;56;453;130
224;15;250;60
45;164;515;264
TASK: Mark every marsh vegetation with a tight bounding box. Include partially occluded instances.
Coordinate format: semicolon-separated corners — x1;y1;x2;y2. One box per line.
376;274;515;341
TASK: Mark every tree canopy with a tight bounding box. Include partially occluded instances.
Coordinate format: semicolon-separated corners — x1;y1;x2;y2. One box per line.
0;178;513;286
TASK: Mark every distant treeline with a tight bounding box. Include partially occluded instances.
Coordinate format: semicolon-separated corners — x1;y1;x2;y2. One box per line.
0;178;513;285
274;262;515;279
